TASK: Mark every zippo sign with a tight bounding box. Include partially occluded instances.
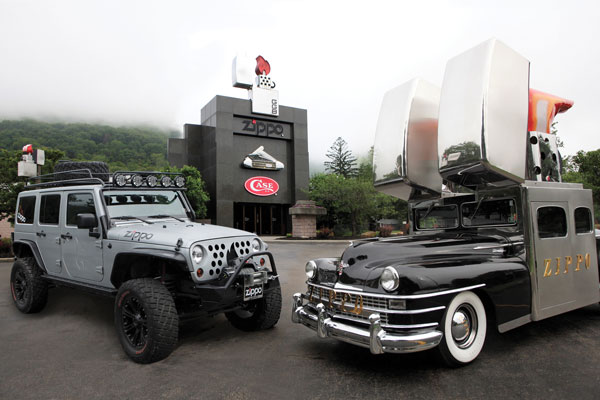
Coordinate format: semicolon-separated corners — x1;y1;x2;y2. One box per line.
245;176;279;196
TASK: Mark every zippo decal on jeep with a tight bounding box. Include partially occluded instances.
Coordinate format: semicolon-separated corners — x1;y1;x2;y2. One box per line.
124;231;154;241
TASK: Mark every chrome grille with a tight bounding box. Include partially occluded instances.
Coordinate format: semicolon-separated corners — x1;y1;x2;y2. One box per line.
306;285;389;325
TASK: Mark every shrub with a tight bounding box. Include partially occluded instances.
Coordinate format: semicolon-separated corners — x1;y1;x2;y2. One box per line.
317;227;333;239
360;231;377;238
378;225;393;237
0;238;12;257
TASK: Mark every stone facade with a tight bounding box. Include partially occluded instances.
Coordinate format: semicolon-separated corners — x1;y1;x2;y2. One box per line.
289;200;326;238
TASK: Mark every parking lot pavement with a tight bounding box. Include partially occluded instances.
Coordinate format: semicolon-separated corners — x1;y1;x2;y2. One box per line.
1;241;599;400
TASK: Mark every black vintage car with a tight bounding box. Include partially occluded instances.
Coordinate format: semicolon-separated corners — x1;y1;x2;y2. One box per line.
292;40;600;366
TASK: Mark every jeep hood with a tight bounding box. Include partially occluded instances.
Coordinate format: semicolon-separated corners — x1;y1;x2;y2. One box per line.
107;220;255;248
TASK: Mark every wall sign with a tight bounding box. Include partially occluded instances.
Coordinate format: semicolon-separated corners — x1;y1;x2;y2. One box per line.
245;176;279;197
233;117;292;140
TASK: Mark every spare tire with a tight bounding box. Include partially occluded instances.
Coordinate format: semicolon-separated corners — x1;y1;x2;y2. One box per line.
54;161;110;182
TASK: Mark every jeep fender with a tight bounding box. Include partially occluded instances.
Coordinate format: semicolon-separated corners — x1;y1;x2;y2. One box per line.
12;240;47;272
110;248;189;288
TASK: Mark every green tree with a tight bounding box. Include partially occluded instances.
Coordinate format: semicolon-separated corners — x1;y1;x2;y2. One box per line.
562;150;600;218
324;137;357;177
164;165;210;219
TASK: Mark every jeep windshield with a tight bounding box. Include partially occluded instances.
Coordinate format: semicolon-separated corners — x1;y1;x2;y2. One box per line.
103;190;188;220
414;205;459;230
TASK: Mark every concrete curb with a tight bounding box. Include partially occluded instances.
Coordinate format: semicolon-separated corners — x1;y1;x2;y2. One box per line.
0;258;14;262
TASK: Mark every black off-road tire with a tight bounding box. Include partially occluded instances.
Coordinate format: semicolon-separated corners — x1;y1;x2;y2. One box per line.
54;161;110;182
10;257;48;313
114;278;179;364
226;286;282;331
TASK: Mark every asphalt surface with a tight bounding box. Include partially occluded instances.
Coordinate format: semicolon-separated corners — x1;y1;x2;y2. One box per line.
1;242;599;400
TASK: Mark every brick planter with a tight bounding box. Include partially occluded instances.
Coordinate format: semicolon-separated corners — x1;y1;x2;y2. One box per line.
289;201;326;238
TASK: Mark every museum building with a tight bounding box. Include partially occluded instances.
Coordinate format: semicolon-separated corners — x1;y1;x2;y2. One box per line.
168;56;309;235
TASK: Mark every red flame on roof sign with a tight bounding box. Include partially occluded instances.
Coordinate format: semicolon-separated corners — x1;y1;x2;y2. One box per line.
255;55;271;76
245;176;279;196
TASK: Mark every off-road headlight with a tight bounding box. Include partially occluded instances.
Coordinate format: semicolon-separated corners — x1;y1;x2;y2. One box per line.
380;266;399;292
191;245;204;264
251;238;261;252
305;260;317;279
146;175;158;187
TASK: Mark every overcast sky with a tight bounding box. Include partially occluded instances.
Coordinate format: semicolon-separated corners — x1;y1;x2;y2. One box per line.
1;0;598;168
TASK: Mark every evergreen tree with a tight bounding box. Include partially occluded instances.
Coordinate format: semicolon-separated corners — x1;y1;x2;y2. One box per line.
324;137;357;177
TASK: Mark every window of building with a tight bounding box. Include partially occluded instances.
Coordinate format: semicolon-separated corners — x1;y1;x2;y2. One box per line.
39;194;61;225
16;196;36;224
67;193;96;226
574;207;592;234
537;206;567;238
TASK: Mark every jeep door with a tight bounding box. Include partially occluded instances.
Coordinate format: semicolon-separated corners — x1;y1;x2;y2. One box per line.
36;193;63;274
61;191;104;282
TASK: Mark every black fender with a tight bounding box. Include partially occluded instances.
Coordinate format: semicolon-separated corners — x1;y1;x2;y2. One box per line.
110;248;189;288
12;240;47;272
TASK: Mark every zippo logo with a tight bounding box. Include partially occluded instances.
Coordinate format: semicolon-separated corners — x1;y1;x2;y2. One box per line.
124;231;154;241
242;119;284;137
245;176;279;197
245;287;263;297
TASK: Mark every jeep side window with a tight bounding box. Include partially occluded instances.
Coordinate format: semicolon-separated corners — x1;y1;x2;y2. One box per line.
66;193;97;226
16;196;36;224
574;207;592;234
39;194;61;225
537;206;567;238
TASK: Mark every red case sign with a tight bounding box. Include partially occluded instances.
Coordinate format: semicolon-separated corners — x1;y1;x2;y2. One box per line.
245;176;279;196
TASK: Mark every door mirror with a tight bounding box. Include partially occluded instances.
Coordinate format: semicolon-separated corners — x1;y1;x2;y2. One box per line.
76;213;98;229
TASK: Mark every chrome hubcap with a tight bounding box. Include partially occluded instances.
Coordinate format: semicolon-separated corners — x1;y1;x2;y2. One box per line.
451;304;477;349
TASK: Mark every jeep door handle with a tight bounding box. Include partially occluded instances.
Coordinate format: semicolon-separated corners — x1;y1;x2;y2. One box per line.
61;233;73;240
36;231;46;237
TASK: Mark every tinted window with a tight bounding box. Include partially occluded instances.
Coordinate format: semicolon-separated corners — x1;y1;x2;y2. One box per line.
537;206;567;238
415;205;458;230
16;196;36;224
462;198;517;226
67;193;96;226
39;194;61;225
574;207;592;234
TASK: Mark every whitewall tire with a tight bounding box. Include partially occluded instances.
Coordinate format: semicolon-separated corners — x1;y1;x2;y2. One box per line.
438;291;487;367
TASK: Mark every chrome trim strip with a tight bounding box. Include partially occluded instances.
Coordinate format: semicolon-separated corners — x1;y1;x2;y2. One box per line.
383;322;439;329
307;282;486;300
498;314;531;333
306;295;445;315
334;282;363;292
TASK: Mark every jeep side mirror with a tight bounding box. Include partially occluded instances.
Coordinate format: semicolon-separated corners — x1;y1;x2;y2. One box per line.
77;213;98;230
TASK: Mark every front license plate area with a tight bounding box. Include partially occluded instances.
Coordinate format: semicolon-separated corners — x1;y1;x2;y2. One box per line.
244;284;264;301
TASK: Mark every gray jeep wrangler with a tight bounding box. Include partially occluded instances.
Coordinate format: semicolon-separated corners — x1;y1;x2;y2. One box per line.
9;161;282;363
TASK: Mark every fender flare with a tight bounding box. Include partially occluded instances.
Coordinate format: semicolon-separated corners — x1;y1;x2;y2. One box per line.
110;248;189;288
12;240;47;272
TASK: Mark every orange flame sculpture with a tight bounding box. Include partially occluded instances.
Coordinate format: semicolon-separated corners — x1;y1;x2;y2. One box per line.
528;89;573;133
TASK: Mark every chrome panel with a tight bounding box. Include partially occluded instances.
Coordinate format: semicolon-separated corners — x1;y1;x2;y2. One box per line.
438;39;530;189
373;78;442;200
307;282;485;300
526;132;561;182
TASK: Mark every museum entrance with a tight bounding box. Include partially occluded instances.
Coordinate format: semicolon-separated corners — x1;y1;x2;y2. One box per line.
234;203;288;236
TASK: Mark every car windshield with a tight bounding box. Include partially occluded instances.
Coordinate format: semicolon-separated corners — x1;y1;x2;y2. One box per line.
414;205;459;230
103;190;188;219
461;198;517;227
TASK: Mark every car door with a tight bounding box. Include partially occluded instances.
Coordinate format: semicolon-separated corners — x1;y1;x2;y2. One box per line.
36;193;63;274
61;191;104;282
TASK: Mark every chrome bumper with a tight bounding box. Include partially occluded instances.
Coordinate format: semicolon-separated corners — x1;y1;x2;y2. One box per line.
291;293;443;354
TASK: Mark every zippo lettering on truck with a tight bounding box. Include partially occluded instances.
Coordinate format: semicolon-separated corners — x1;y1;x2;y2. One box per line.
543;253;591;277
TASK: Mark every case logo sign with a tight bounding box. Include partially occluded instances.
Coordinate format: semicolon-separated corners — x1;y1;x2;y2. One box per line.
244;176;279;197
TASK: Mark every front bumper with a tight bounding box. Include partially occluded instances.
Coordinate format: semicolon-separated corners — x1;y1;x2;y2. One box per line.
291;293;443;354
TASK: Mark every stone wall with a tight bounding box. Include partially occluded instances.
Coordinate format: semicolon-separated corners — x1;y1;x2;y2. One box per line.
0;219;13;240
291;215;316;239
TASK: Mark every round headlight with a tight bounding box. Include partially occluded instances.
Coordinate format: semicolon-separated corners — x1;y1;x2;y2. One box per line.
161;176;173;187
131;174;143;187
114;174;127;187
380;266;399;292
305;260;317;279
191;245;204;264
251;238;261;252
146;175;158;187
174;176;185;188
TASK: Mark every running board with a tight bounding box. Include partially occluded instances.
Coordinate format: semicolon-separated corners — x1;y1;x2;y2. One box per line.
42;275;117;297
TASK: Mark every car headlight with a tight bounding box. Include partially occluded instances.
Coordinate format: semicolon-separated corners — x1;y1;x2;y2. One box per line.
251;238;261;252
380;266;399;292
191;245;204;264
305;260;317;279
